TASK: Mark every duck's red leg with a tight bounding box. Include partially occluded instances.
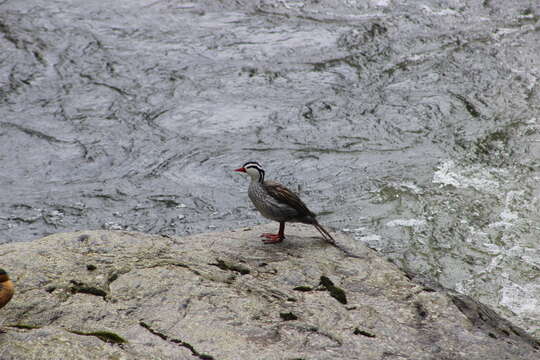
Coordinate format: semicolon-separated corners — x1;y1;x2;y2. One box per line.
260;222;285;244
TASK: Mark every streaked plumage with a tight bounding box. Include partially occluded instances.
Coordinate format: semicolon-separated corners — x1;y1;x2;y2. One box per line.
0;269;14;309
235;161;334;244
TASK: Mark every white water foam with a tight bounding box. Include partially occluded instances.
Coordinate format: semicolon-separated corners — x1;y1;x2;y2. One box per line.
500;281;540;319
433;160;501;191
386;218;426;227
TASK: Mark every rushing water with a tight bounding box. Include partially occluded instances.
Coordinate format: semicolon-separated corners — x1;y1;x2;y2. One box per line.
1;0;539;338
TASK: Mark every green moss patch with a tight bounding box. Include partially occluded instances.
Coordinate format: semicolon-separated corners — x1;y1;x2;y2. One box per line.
70;330;127;344
293;286;313;292
280;312;298;321
210;259;250;275
320;276;347;304
353;327;376;338
69;280;107;298
86;264;97;271
8;324;41;330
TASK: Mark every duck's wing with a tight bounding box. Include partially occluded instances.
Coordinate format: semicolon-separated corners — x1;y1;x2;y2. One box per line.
263;180;315;218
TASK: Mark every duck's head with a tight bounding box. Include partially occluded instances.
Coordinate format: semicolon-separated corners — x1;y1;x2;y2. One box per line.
234;161;265;182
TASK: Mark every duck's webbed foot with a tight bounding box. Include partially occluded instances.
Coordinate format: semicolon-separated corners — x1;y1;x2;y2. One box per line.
260;233;285;244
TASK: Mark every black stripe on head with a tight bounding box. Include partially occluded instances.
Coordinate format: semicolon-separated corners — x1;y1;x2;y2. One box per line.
243;161;265;182
242;161;262;169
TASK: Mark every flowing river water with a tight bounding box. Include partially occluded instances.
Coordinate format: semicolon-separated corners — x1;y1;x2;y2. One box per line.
1;0;539;338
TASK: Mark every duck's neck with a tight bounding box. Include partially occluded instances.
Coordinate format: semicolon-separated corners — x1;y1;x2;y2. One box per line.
250;169;264;183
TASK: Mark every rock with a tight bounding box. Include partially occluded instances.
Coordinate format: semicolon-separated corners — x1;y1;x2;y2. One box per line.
0;224;538;359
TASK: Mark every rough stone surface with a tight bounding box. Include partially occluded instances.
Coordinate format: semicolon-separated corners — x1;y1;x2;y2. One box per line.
0;224;538;359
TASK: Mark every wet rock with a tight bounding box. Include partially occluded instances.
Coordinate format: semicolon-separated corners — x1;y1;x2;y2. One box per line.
0;224;538;359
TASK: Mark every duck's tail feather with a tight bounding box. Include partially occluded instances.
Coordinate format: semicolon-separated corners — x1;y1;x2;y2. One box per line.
313;221;361;258
313;222;335;244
